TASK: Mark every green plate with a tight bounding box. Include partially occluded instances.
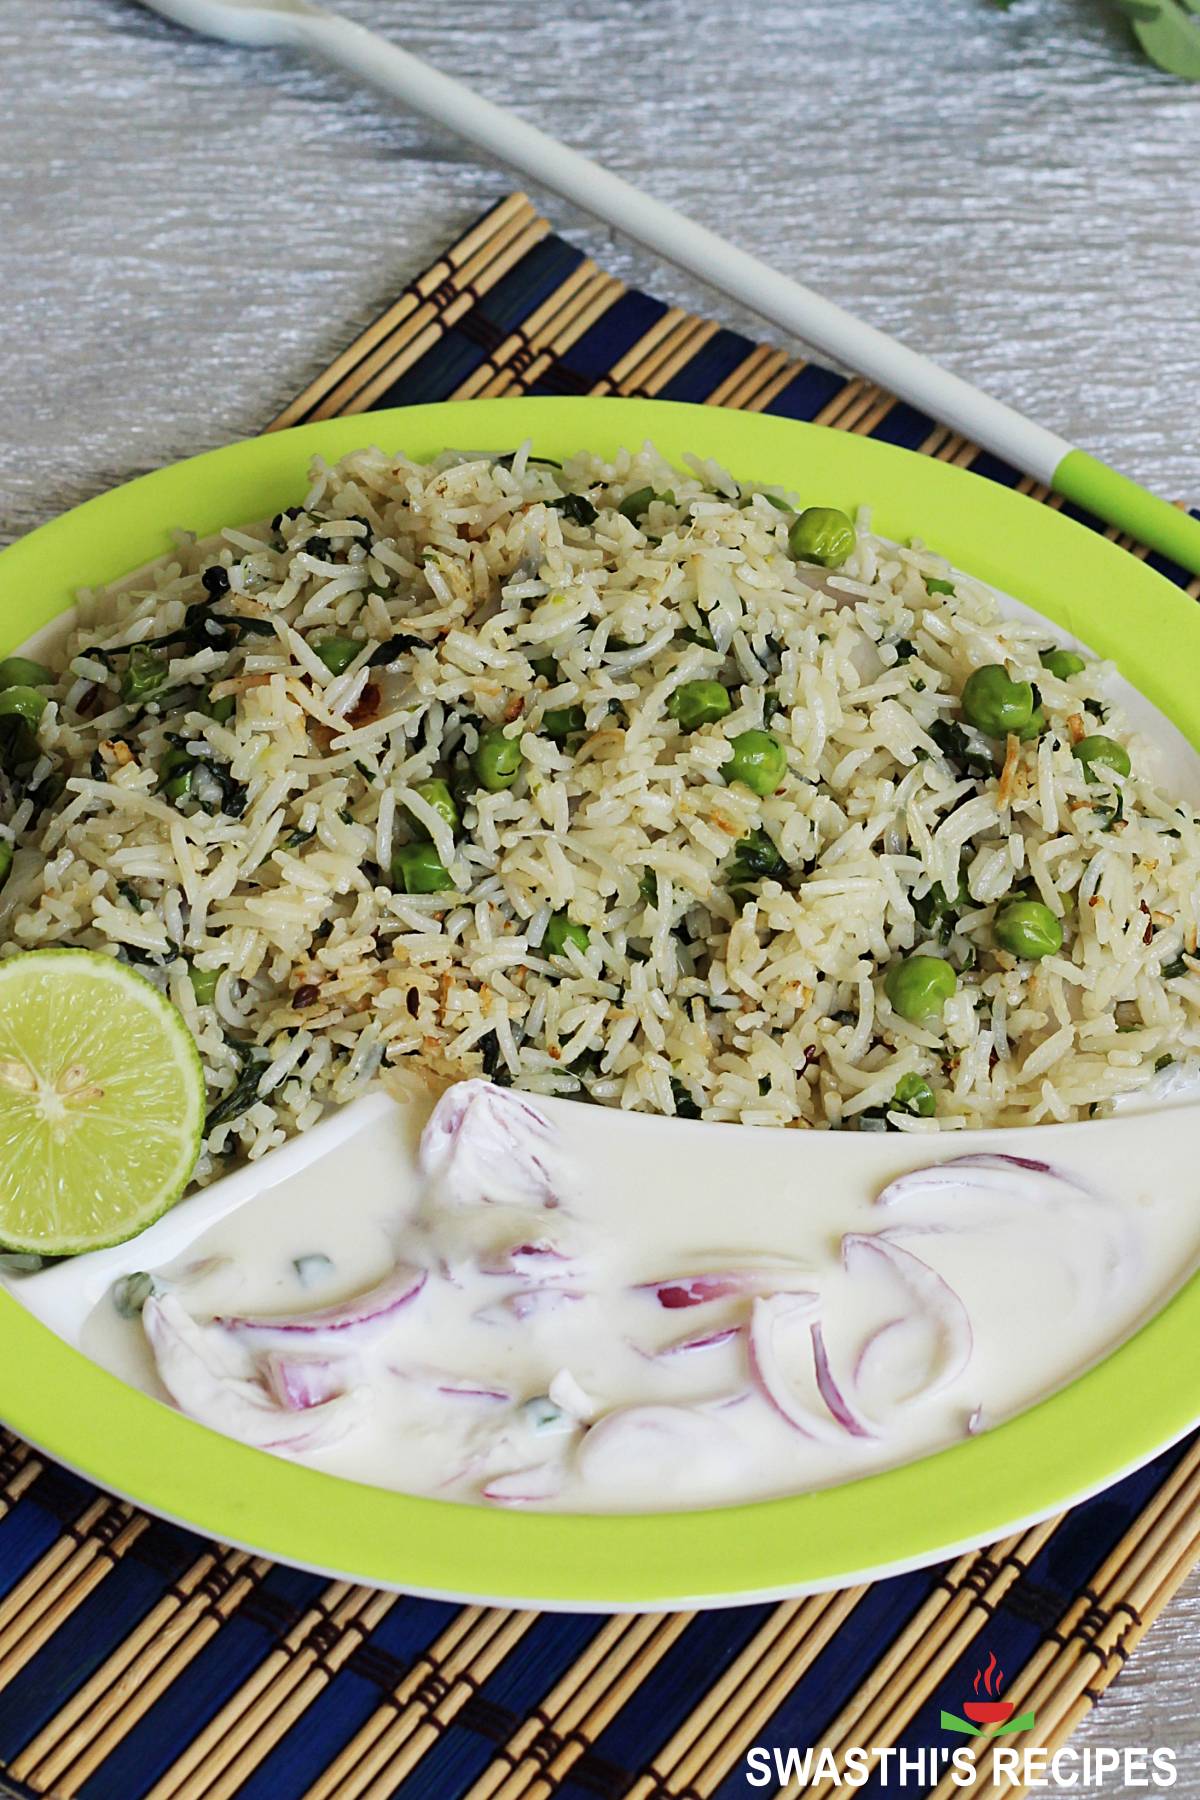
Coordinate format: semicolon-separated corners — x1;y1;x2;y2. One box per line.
2;396;1199;1610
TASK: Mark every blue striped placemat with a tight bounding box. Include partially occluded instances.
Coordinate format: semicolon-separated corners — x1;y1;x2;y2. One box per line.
2;191;1198;1800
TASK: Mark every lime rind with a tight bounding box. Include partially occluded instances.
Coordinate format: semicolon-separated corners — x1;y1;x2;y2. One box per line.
0;949;205;1255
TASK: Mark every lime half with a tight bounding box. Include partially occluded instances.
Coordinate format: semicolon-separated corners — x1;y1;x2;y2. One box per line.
0;950;205;1254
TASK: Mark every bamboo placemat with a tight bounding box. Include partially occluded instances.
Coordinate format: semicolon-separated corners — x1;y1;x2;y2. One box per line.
3;192;1200;1800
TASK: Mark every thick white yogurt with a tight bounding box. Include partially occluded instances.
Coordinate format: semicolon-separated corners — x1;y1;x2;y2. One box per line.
27;1080;1200;1512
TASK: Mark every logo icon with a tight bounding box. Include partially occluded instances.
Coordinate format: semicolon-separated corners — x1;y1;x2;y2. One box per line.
941;1652;1035;1737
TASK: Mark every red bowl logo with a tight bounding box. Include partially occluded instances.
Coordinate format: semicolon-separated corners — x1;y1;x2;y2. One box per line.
963;1699;1015;1725
964;1652;1010;1725
942;1650;1033;1738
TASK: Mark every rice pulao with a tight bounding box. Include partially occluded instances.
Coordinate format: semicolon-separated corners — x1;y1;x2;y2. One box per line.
2;441;1197;1182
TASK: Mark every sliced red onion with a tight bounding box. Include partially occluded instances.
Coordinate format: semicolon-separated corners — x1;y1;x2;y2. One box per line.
506;1287;584;1319
143;1295;365;1453
474;1287;585;1325
438;1454;486;1491
701;1388;755;1412
419;1080;560;1207
439;1380;512;1403
577;1404;744;1489
477;1240;578;1280
653;1324;744;1359
636;1265;814;1310
842;1234;972;1399
876;1152;1094;1209
854;1316;916;1390
747;1293;862;1446
851;1314;949;1417
811;1322;877;1438
261;1353;347;1412
481;1462;563;1505
216;1263;426;1345
388;1365;513;1404
873;1152;1134;1297
962;1151;1052;1174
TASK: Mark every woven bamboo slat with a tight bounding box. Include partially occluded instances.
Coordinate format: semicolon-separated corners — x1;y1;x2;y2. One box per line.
10;1549;268;1792
307;1609;537;1800
267;194;545;430
457;269;625;402
301;1603;500;1800
482;1613;695;1800
632;1590;865;1800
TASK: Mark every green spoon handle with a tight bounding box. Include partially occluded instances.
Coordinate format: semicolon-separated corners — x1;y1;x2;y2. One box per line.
1054;451;1200;573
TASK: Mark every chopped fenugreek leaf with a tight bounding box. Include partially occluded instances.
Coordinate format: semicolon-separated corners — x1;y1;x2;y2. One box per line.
550;494;599;527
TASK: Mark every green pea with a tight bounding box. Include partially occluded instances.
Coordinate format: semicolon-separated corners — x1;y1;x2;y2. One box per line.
721;729;787;796
884;954;957;1023
407;778;459;838
542;704;587;741
112;1271;157;1319
544;911;589;957
313;636;361;675
205;691;236;724
0;685;47;727
0;656;53;690
119;645;168;705
993;898;1063;960
472;726;523;792
189;963;220;1005
1015;705;1046;743
787;506;856;569
893;1072;936;1117
1072;735;1131;782
531;654;558;683
960;664;1035;738
0;841;12;889
667;680;732;730
1040;648;1085;681
924;576;956;597
391;843;452;894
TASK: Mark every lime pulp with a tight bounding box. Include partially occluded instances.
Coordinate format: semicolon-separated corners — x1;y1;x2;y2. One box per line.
0;949;205;1254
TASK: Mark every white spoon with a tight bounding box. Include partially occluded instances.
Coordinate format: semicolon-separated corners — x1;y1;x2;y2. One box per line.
134;0;1200;575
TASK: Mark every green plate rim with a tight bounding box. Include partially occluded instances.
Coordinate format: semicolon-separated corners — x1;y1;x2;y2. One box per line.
2;395;1198;1609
